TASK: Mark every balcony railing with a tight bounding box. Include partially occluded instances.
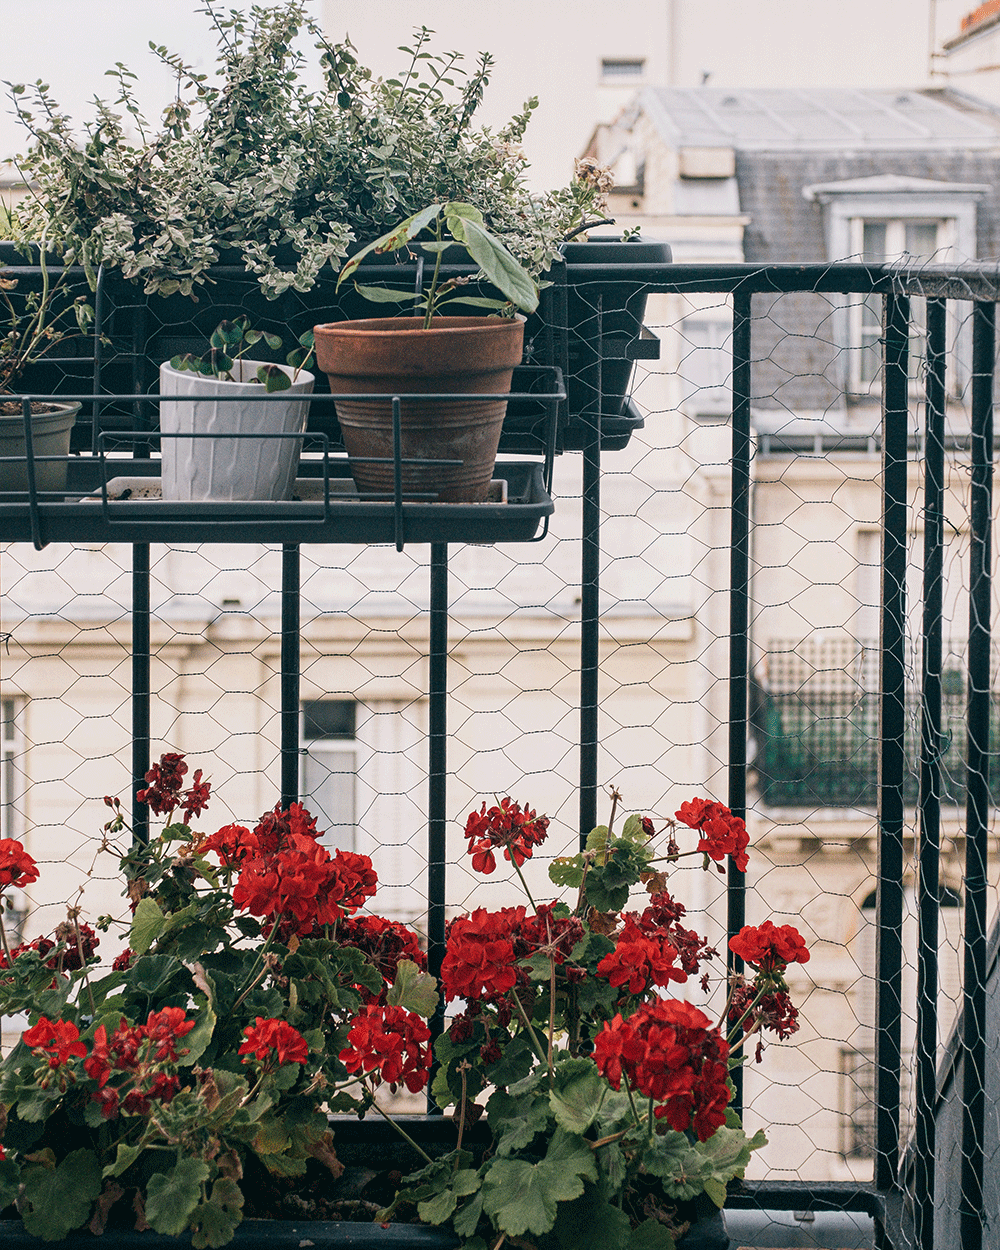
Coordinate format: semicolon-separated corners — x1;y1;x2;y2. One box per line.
2;254;1000;1249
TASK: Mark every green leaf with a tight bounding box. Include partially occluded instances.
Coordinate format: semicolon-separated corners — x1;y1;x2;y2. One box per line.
104;1141;144;1179
0;1157;21;1211
178;1001;216;1066
129;897;167;955
459;217;538;313
437;295;509;310
549;1059;605;1135
703;1177;727;1209
481;1128;596;1238
338;203;442;288
386;958;439;1017
416;1168;480;1225
257;363;291;392
549;854;586;888
21;1149;102;1241
191;1177;244;1249
554;1180;632;1250
145;1158;211;1236
487;1084;552;1155
628;1220;678;1249
585;826;609;855
352;283;420;303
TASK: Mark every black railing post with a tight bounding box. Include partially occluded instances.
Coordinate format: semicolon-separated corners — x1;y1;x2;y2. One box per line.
280;544;300;809
960;300;994;1250
579;296;603;843
875;291;908;1192
427;542;449;1108
914;297;946;1250
132;544;150;844
727;290;753;1115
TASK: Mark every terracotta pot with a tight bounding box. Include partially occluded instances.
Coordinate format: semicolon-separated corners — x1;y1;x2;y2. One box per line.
313;316;525;503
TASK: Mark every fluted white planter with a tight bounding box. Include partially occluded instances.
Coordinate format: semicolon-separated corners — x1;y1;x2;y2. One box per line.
159;360;314;501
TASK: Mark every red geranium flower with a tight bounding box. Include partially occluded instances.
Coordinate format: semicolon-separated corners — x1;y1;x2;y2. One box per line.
339;1003;431;1093
0;839;39;890
136;752;188;816
440;906;524;1002
239;1017;309;1066
23;1016;87;1068
729;921;810;974
675;798;750;873
463;798;549;874
596;916;686;995
144;1007;196;1062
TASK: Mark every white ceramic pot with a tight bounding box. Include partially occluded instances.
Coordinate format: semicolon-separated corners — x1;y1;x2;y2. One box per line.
158;360;314;502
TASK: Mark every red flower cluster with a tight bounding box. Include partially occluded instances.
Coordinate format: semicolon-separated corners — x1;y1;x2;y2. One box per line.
84;1008;195;1119
674;798;750;873
464;798;549;875
337;915;426;1003
201;803;378;939
441;906;524;1002
729;922;810;975
596;916;685;995
137;753;211;824
339;1003;431;1093
0;838;39;890
727;983;800;1056
239;1017;309;1067
23;1017;87;1068
1;923;100;975
593;999;731;1141
639;891;718;979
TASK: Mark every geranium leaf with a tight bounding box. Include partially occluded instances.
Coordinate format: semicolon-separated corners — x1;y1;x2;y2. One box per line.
481;1128;595;1237
549;1059;605;1135
129;897;167;955
553;1180;632;1250
145;1157;211;1236
104;1141;144;1179
0;1157;20;1212
21;1149;102;1241
549;854;585;888
628;1219;679;1249
386;959;439;1017
191;1177;244;1250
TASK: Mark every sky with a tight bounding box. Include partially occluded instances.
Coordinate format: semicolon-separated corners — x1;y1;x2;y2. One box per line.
0;0;322;163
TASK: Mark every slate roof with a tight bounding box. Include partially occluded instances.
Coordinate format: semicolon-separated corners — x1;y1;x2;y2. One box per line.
641;86;1000;150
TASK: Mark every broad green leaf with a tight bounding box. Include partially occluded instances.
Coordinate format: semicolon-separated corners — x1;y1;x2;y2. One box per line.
128;953;183;997
585;825;610;856
549;854;586;888
549;1059;605;1134
487;1084;552;1155
129;897;167;955
481;1128;595;1237
257;363;291;392
621;813;649;844
351;282;420;303
416;1168;480;1225
459;217;538;313
178;1001;216;1067
443;201;486;226
21;1149;102;1241
628;1219;678;1249
453;1188;485;1239
104;1141;144;1179
0;1157;20;1211
386;958;439;1017
703;1177;727;1209
437;295;508;310
338;203;442;287
554;1179;632;1250
191;1177;244;1250
145;1157;211;1236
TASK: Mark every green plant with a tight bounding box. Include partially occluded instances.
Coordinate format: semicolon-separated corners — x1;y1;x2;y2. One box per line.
6;6;612;301
337;201;539;330
169;318;315;393
0;244;94;410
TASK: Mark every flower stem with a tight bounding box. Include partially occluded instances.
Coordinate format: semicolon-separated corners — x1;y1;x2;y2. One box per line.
510;857;537;911
368;1096;434;1165
509;990;549;1075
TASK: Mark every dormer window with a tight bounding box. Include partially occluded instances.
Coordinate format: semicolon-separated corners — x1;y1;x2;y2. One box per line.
601;58;645;81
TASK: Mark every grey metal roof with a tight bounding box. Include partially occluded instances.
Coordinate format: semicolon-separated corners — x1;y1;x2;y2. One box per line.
642;87;1000;150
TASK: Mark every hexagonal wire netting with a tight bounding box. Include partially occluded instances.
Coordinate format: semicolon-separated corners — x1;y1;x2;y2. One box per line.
2;256;998;1245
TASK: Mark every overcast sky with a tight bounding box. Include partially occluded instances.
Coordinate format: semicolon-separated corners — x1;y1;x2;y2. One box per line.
0;1;322;162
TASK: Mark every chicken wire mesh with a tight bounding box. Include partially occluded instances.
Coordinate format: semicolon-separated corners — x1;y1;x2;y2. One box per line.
2;258;999;1244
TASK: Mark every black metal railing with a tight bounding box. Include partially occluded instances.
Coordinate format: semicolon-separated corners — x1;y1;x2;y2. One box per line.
3;255;1000;1250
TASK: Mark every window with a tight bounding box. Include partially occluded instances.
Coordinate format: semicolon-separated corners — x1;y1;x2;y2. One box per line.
853;217;944;390
1;698;22;843
678;318;732;416
601;58;644;80
301;700;358;850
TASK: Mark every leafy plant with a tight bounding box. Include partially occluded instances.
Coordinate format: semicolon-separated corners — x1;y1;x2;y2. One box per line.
5;6;612;301
169;318;315;393
0;760;806;1247
338;201;539;330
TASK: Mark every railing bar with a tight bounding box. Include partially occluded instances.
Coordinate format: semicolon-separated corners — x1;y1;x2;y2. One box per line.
131;544;150;846
280;545;300;810
727;290;752;1117
579;295;602;844
426;542;449;1110
960;299;994;1250
875;291;908;1190
92;265;106;459
914;296;946;1250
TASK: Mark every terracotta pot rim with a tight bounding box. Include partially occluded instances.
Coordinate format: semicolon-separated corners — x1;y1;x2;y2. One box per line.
314;315;525;338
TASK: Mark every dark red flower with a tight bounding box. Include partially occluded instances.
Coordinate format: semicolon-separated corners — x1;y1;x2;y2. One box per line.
112;947;134;972
339;1004;431;1093
144;1007;195;1062
239;1017;309;1066
337;915;426;1003
596;916;686;995
181;769;211;823
463;798;549;875
440;907;524;1002
136;752;188;817
0;839;39;890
